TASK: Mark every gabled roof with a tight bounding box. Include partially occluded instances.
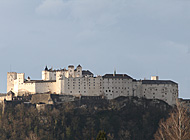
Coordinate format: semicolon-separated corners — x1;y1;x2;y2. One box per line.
82;70;94;76
103;74;133;79
142;80;178;85
30;93;59;104
7;91;15;96
77;64;82;68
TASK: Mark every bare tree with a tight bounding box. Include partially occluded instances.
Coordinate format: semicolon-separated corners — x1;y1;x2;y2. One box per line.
154;100;190;140
26;132;39;140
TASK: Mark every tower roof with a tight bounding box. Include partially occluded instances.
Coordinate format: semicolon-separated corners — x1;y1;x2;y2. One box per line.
45;66;48;71
77;64;82;68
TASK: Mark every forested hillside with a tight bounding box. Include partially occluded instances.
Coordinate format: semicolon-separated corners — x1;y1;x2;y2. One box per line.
0;97;172;140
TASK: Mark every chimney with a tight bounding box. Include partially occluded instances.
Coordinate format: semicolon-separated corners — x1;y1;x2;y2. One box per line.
151;76;159;80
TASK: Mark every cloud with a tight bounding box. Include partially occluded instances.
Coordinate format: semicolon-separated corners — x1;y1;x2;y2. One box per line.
35;0;126;28
35;0;65;16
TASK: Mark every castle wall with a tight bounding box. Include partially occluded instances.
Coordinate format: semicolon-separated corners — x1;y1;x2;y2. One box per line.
7;72;17;92
64;76;103;96
7;65;179;106
42;71;56;80
17;82;36;96
132;81;143;97
35;82;56;94
141;83;178;105
103;78;133;99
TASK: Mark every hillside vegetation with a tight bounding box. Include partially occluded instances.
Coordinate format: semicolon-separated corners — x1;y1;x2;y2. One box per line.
0;97;172;140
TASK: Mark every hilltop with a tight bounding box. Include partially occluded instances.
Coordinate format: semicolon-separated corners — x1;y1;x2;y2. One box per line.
0;96;171;140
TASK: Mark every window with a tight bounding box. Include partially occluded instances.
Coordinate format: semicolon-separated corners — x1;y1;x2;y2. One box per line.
109;90;111;92
106;90;107;92
70;91;72;93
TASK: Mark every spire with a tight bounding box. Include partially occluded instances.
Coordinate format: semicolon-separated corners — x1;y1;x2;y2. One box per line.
114;68;116;75
113;68;116;76
45;66;48;71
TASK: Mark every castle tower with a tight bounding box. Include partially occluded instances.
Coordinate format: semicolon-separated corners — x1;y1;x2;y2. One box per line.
42;66;49;80
56;71;65;94
7;72;17;92
76;64;82;77
17;73;25;84
68;65;74;77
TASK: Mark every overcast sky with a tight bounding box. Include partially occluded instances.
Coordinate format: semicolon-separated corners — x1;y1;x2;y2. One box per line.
0;0;190;98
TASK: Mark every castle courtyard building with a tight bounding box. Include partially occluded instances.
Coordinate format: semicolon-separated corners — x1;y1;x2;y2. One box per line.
7;65;178;105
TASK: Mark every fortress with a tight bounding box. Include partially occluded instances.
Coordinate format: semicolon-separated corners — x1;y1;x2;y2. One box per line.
7;65;178;105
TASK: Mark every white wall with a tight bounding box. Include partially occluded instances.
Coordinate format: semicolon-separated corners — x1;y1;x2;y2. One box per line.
142;83;178;105
7;72;17;92
103;78;133;99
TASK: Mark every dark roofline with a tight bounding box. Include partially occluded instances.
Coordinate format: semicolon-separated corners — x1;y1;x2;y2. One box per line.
142;80;178;85
68;65;74;68
102;74;133;79
77;64;82;68
82;70;94;76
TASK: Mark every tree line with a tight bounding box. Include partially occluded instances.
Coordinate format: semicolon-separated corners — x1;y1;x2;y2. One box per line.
0;97;189;140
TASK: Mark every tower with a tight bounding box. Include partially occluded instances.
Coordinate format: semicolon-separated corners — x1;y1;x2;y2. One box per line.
76;64;82;77
7;72;17;92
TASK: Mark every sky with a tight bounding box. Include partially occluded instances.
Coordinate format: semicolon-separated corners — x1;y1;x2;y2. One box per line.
0;0;190;98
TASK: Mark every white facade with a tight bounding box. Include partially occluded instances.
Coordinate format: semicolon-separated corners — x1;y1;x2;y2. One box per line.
7;65;179;105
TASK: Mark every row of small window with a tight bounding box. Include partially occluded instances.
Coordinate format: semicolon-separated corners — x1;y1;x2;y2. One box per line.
68;84;97;87
105;87;129;89
67;78;100;81
145;88;158;91
68;82;98;84
104;82;128;84
105;90;129;93
70;90;102;93
68;87;97;90
107;78;128;81
144;95;167;98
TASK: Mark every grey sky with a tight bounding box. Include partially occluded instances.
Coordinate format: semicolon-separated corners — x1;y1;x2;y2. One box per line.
0;0;190;98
